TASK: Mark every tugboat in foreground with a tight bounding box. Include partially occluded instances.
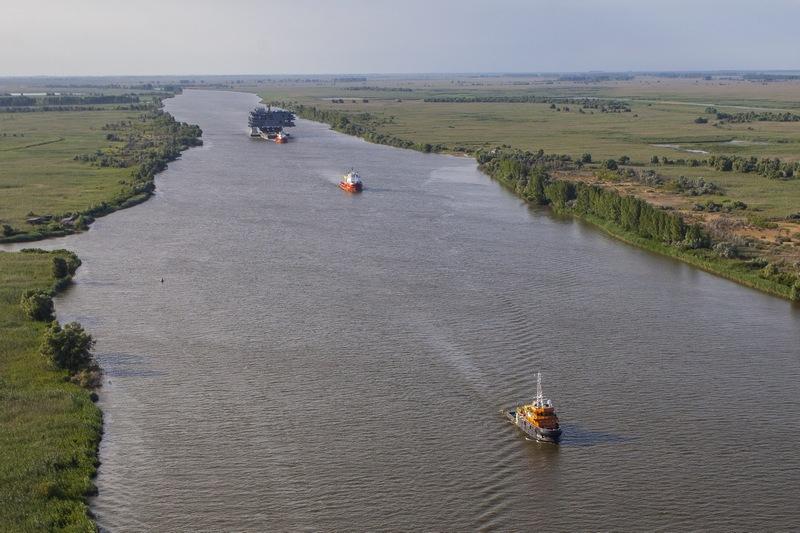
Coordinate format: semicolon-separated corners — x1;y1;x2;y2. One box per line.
505;372;562;443
339;169;363;193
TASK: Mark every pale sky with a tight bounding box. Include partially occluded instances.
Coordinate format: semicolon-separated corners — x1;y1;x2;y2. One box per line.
1;0;799;76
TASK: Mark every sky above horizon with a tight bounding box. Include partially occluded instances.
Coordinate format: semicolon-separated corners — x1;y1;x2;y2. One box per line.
2;0;799;76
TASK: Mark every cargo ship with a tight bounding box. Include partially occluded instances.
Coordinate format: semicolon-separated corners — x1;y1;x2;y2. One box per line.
505;373;562;443
339;169;363;193
248;105;295;142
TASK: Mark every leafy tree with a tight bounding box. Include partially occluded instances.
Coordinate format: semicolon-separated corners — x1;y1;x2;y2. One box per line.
681;224;710;249
525;169;550;205
52;257;69;278
580;153;592;163
41;321;96;373
2;224;14;236
791;282;800;302
603;159;618;170
20;290;54;321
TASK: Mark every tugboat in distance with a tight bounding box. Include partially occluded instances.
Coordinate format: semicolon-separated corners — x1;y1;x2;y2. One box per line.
339;169;363;193
505;372;562;443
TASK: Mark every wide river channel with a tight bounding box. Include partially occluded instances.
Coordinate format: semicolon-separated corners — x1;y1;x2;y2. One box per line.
10;90;800;530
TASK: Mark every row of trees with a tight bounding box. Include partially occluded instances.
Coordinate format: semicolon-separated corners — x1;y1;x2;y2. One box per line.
478;149;710;249
0;94;140;107
423;95;631;111
479;149;800;299
705;155;799;179
648;153;798;180
714;111;800;123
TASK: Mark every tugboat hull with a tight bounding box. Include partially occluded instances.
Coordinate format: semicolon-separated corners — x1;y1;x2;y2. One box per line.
506;409;562;443
339;182;363;193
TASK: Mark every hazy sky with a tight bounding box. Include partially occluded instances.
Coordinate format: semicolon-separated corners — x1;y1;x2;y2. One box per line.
2;0;799;76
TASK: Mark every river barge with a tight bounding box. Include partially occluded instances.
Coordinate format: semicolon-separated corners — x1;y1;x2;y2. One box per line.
248;106;295;142
504;372;562;443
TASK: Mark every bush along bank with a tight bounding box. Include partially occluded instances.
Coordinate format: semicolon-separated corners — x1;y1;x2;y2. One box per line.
477;148;800;301
0;249;103;531
0;106;203;244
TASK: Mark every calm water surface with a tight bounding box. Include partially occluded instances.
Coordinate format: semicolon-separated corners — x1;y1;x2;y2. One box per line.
11;90;800;530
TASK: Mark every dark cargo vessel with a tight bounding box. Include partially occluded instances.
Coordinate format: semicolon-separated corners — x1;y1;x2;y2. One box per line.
248;106;295;141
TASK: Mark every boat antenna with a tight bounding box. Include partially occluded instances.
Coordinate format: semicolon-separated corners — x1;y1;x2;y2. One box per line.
536;372;543;403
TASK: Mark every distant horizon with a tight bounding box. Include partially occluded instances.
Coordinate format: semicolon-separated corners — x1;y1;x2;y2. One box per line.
2;0;798;77
3;69;800;80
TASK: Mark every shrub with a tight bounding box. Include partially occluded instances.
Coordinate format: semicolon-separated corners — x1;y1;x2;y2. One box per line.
2;223;14;236
713;242;738;259
682;224;711;249
40;321;98;376
603;159;618;170
20;290;55;321
748;215;779;229
791;282;800;302
580;153;592;163
52;257;69;278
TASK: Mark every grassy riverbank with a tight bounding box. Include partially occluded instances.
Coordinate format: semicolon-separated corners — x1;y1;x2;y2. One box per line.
480;151;796;300
0;88;203;529
254;76;800;302
0;99;202;243
0;249;101;531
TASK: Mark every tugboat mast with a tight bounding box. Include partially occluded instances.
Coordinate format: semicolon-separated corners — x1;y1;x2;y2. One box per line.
536;372;543;404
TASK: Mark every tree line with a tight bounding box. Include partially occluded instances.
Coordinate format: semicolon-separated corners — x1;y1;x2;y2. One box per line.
479;148;799;299
714;110;800;123
478;148;710;248
0;94;140;107
423;95;631;111
705;154;799;179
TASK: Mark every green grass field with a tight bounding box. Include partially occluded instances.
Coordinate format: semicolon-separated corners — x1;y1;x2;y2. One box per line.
0;250;101;531
0;109;138;229
256;77;800;218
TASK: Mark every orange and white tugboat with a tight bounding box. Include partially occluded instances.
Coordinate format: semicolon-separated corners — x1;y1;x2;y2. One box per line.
505;372;562;443
339;169;363;193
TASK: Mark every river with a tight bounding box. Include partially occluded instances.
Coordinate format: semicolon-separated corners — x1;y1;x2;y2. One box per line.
10;90;800;530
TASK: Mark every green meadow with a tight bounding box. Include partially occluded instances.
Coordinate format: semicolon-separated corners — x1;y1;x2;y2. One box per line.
0;109;137;229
